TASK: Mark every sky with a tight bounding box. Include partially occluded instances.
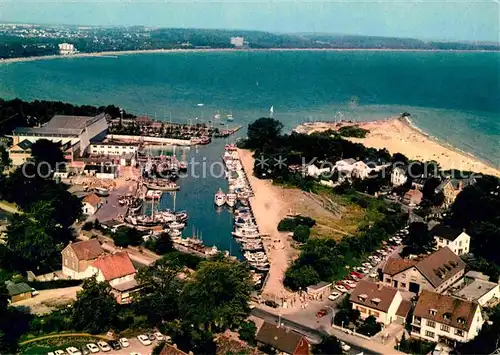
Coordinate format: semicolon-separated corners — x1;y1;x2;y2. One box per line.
0;0;499;42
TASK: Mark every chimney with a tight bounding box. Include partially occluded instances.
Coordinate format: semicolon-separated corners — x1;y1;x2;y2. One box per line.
377;283;383;291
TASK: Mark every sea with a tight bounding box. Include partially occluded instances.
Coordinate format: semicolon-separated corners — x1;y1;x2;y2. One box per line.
1;50;499;252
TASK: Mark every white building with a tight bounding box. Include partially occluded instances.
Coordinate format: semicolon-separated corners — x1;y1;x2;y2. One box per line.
431;225;471;256
82;193;101;215
455;279;500;307
9;113;109;160
391;166;408;186
412;290;484;344
58;43;77;55
90;142;139;156
230;36;245;47
382;247;465;295
350;280;411;326
306;164;332;178
61;239;105;280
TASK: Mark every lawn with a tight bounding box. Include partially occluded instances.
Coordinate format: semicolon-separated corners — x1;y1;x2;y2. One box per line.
21;336;103;355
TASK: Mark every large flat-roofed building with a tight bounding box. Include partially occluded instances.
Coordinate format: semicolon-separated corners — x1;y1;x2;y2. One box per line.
9;113;108;163
90;141;139;156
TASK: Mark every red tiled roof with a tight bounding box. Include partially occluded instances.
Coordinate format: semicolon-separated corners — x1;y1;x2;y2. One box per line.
256;322;307;354
92;251;136;281
383;258;417;276
396;299;412;318
414;290;479;331
83;193;101;207
349;280;399;313
67;239;105;261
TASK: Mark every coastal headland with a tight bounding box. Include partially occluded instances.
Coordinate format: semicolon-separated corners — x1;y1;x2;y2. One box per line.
295;117;500;177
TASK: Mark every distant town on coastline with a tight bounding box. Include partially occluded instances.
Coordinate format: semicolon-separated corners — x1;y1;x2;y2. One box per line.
0;23;499;59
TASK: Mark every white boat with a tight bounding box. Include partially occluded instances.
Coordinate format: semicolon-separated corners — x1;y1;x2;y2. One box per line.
213;111;221;120
226;193;237;207
227;112;234;121
169;221;186;230
169;229;182;237
214;188;227;207
233;230;260;239
145;190;163;200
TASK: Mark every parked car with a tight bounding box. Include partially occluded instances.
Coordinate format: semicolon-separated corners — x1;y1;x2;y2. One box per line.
316;309;328;318
265;300;279;308
48;352;55;355
81;348;90;355
370;260;379;267
341;341;351;352
337;281;350;290
66;347;82;355
344;280;357;288
362;262;372;268
137;335;152;346
97;342;111;352
351;271;364;279
119;338;130;348
107;341;121;351
129;353;142;355
54;351;65;355
328;291;341;301
154;332;164;341
147;333;156;341
86;343;99;353
358;267;369;274
369;272;378;279
335;284;347;293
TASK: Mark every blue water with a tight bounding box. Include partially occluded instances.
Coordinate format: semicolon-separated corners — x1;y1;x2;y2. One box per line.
1;50;499;250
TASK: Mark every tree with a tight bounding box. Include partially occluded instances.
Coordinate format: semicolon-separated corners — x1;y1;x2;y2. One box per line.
311;335;343;355
0;145;11;172
71;277;117;334
284;264;320;291
292;225;310;243
151;232;174;254
179;259;253;331
238;320;257;345
134;258;184;324
113;226;143;247
357;315;381;336
246;118;283;150
401;222;436;257
30;139;65;174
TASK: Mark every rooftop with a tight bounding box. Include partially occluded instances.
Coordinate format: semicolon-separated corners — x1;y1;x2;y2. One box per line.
82;193;101;207
455;279;499;301
65;239;105;261
350;280;399;313
92;251;136;281
431;224;467;242
307;281;332;291
414;290;479;331
255;322;307;354
13;113;107;137
465;271;490;282
5;281;32;296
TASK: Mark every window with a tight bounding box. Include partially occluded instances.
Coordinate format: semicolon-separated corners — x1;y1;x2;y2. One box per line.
402;273;406;278
425;331;435;338
426;320;436;328
447;240;450;245
455;329;464;337
385;278;391;283
429;309;437;316
439;238;443;243
441;325;450;332
459;241;462;247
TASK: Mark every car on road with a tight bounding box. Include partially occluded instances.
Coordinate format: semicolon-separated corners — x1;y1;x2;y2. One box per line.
66;347;82;355
264;300;279;308
316;308;328;318
137;335;152;346
119;338;130;348
97;341;111;352
86;343;99;353
154;331;164;341
328;291;342;301
335;284;348;293
107;341;121;351
341;341;351;352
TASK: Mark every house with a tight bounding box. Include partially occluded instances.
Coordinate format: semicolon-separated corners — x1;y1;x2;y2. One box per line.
382;247;465;294
82;193;101;215
61;239;105;279
306;281;331;300
306;163;331;178
402;189;423;206
464;270;490;283
7;139;32;166
411;290;484;344
91;251;139;304
159;343;190;355
391;166;408;186
349;280;408;326
412;177;427;191
100;220;126;233
351;161;371;179
454;279;500;307
431;225;470;256
434;177;476;207
255;322;309;355
334;158;357;180
83;164;118;179
5;281;33;303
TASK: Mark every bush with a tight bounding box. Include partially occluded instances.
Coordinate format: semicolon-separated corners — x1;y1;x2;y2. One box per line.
238;320;257;345
29;279;82;290
338;126;369;138
113;226;144;247
277;218;298;232
357;315;381;336
292;225;310;243
82;221;94;231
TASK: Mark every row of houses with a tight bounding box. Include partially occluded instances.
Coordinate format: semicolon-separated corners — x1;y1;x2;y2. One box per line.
62;239;139;304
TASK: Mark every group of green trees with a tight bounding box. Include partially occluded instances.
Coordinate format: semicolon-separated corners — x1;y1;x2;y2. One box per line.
29;256;253;354
277;216;316;243
0;140;82;273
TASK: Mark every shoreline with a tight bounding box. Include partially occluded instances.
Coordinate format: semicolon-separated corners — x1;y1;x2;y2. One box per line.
1;47;499;65
295;117;500;177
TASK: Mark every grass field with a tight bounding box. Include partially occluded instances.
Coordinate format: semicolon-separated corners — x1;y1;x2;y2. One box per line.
21;336;103;355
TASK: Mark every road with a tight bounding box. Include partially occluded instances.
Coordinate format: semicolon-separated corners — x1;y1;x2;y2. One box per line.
13;286;81;315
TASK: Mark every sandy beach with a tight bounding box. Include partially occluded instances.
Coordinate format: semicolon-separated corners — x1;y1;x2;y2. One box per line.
296;117;500;177
1;47;498;65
